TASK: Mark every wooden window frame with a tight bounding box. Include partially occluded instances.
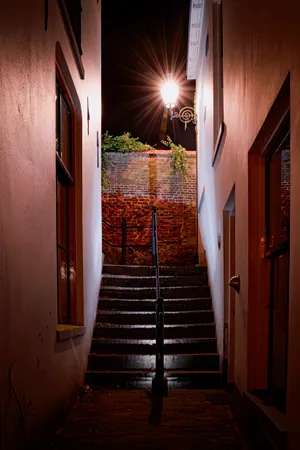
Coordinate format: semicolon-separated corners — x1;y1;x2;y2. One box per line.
57;0;85;79
212;0;225;167
248;74;290;391
55;43;84;338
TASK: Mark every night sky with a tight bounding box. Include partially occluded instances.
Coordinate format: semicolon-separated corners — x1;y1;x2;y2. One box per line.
102;0;196;150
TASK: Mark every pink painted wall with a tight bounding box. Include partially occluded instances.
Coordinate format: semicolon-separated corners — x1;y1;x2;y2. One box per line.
194;0;300;448
0;1;102;447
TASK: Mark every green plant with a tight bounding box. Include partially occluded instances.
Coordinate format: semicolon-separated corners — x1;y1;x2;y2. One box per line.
161;135;188;175
101;131;153;187
102;131;152;153
101;148;109;188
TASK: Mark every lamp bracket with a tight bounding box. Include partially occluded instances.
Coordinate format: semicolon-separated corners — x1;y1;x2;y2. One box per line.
169;106;196;130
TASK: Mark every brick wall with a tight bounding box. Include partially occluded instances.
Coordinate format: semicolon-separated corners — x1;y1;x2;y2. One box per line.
102;150;197;265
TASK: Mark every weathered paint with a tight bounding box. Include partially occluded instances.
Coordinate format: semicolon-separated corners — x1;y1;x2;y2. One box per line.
191;0;300;447
0;0;102;446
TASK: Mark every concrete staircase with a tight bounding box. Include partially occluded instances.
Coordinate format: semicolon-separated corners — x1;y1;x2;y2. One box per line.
85;264;221;389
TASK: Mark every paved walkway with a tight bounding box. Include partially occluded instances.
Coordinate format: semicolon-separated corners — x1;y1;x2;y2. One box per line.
49;389;244;450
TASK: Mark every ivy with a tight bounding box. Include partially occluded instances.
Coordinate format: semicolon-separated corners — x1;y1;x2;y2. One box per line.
101;131;152;153
101;131;188;187
101;131;153;187
161;135;188;175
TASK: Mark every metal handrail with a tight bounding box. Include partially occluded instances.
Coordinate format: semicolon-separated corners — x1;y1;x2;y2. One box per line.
103;218;152;230
102;216;152;264
102;218;122;229
151;206;168;397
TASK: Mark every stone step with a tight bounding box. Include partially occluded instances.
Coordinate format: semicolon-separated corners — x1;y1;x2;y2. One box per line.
100;285;210;299
103;264;207;277
93;323;216;339
90;338;218;354
96;310;214;325
85;370;222;389
88;353;220;371
98;297;212;312
102;274;208;288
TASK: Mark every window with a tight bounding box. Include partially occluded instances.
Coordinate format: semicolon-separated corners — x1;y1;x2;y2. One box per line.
55;43;84;339
58;0;84;79
56;80;76;324
266;131;290;253
212;0;224;166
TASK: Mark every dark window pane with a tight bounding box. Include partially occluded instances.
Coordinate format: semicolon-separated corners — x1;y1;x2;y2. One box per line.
56;78;76;325
60;95;72;173
267;132;290;249
57;247;70;323
57;179;68;249
269;253;289;395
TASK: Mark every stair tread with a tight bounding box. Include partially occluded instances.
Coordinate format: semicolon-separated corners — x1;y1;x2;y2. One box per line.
89;352;219;356
86;369;221;374
103;264;200;270
97;310;213;314
91;337;217;343
92;264;216;388
94;323;215;328
102;274;202;279
101;285;203;290
99;298;211;302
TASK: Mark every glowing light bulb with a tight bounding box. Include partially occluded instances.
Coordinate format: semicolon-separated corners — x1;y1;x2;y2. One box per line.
160;80;179;108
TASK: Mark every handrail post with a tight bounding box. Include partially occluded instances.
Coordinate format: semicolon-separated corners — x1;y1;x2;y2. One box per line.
121;217;127;265
152;206;156;266
151;205;168;397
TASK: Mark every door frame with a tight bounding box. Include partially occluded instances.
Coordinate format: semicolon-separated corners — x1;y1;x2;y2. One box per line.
247;74;290;390
223;186;235;383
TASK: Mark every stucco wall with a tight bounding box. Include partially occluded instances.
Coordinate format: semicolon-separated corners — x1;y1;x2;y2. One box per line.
0;1;102;447
194;0;300;448
102;150;198;265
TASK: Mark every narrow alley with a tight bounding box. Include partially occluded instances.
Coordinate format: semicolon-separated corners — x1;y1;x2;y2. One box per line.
49;389;243;450
2;0;299;449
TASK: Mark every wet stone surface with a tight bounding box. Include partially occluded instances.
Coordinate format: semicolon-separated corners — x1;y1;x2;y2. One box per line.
48;389;244;450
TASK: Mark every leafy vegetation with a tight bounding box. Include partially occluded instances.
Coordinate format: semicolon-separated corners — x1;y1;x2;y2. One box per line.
101;131;188;186
161;135;188;175
101;131;152;153
101;131;153;187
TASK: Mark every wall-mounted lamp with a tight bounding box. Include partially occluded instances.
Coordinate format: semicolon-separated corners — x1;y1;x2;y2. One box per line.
160;77;196;130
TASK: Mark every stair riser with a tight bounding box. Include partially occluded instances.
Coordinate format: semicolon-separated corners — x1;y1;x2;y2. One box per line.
93;325;216;339
96;311;214;325
88;354;220;371
85;372;221;389
98;298;212;312
90;342;218;355
103;265;207;277
100;286;210;299
102;275;208;288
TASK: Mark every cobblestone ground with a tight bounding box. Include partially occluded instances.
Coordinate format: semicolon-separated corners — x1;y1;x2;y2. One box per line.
48;389;245;450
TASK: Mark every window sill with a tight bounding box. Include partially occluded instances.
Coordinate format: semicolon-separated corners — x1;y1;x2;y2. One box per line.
56;324;86;341
244;392;287;447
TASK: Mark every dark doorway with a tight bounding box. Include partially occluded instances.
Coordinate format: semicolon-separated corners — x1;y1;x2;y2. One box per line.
223;187;236;384
265;128;290;411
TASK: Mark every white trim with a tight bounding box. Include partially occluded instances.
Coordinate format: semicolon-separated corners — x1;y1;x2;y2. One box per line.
186;0;204;80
